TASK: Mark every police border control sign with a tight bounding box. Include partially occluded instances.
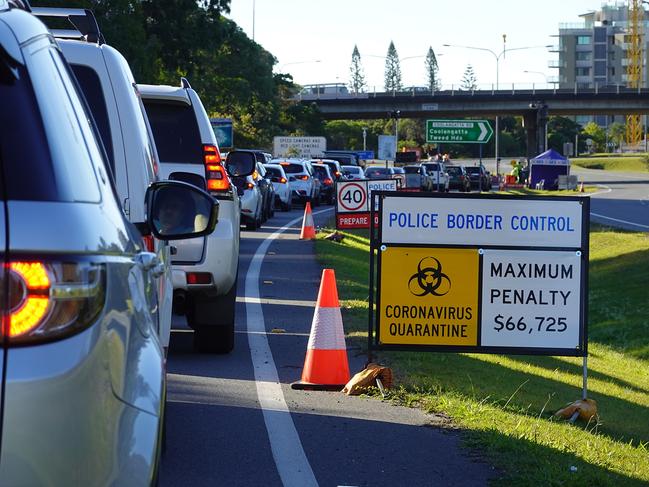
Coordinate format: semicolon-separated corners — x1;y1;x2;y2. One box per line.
368;191;589;357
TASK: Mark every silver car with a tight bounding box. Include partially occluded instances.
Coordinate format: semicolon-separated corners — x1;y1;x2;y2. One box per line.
0;4;224;484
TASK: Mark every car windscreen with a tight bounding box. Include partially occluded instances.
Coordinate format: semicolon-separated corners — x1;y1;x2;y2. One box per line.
423;163;440;171
403;167;420;174
70;64;114;170
465;166;481;174
143;100;202;164
446;167;463;175
280;163;305;174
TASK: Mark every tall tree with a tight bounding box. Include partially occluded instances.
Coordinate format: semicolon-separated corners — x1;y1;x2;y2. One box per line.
425;46;441;92
349;45;366;94
384;41;402;92
460;64;478;91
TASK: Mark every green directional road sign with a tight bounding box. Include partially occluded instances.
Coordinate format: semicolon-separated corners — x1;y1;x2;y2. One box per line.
426;119;493;144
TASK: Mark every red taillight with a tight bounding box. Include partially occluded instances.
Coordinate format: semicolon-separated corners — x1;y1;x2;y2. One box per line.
142;235;155;252
7;262;51;337
280;177;287;184
324;178;333;185
4;261;105;343
203;144;230;192
246;182;254;189
335;171;341;178
203;144;222;165
187;272;212;285
298;175;309;181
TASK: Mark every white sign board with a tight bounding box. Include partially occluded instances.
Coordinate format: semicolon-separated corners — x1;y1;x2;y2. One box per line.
480;250;582;349
378;135;396;160
273;136;326;158
381;196;583;248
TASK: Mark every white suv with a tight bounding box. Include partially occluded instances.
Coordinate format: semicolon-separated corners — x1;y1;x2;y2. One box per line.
36;7;176;351
139;82;247;353
272;158;320;205
421;161;450;192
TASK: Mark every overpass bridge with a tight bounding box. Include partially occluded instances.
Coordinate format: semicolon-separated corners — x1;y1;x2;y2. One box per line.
296;87;649;157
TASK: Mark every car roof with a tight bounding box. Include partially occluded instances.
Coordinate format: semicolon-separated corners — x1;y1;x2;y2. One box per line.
0;5;51;52
138;83;192;105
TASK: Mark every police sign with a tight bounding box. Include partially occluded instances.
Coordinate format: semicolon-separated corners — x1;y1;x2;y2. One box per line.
369;192;589;356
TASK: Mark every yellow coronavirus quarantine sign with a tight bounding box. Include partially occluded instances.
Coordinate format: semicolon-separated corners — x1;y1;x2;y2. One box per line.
378;247;479;346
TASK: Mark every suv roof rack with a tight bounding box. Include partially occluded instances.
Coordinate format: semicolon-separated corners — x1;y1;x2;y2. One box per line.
31;7;104;44
5;0;31;11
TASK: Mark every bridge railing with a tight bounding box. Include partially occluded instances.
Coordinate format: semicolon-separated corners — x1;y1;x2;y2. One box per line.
295;82;649;100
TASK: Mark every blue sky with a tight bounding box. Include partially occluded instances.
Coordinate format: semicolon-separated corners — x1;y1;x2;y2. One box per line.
227;0;604;90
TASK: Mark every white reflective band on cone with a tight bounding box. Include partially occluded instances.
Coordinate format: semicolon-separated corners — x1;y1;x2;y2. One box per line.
305;212;314;227
306;306;346;350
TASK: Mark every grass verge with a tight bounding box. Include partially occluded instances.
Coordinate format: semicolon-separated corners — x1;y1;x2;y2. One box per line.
315;225;649;486
571;156;649;173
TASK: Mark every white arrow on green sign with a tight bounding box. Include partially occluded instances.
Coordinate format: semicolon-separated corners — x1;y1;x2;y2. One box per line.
426;119;493;144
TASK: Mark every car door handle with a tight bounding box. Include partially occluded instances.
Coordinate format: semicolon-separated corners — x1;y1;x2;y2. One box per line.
135;252;159;272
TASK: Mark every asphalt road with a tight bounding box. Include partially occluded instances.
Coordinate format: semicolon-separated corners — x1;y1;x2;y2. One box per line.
160;205;495;486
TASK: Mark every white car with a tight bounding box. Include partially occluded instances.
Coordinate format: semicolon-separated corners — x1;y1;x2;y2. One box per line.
342;164;364;180
234;174;264;229
264;164;292;211
272;158;320;205
139;81;250;353
421;162;450;192
48;10;175;352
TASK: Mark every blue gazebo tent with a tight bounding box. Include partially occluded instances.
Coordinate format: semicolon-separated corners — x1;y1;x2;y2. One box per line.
529;149;569;190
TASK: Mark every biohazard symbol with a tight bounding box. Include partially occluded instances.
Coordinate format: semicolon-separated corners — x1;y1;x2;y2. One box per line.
408;257;451;297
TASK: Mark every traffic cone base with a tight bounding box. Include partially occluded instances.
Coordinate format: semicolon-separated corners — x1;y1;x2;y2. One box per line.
300;201;316;240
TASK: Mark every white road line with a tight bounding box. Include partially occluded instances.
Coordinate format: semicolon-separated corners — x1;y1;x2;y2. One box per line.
590;184;612;196
590;212;649;230
244;208;333;487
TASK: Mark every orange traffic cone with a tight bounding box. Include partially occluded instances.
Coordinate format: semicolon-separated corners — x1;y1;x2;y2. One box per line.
291;269;350;390
300;201;316;240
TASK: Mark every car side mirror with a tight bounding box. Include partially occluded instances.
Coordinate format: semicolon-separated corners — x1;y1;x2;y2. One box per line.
225;150;256;177
146;180;219;241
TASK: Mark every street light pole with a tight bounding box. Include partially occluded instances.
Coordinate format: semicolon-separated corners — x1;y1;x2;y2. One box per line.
362;127;368;151
443;43;551;177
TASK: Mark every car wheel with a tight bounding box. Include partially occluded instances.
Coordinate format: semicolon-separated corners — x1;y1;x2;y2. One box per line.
282;201;291;211
245;218;257;231
187;280;237;354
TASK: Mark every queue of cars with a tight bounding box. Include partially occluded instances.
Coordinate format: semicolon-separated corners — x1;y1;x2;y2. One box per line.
0;3;258;484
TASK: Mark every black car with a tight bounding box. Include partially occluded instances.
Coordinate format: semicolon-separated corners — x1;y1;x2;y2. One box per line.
464;165;491;191
446;165;471;192
311;164;335;204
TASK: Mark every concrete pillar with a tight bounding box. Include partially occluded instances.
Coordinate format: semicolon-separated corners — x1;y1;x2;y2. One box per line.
523;111;538;159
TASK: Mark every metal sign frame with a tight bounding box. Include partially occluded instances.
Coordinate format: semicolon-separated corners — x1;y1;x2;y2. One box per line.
368;191;590;357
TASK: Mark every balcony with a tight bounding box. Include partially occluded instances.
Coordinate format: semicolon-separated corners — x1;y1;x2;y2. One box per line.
548;59;566;68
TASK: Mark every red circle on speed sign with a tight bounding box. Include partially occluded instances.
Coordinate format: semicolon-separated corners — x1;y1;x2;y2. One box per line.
338;182;367;211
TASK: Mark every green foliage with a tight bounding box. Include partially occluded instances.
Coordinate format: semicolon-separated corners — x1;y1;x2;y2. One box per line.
582;122;607;152
547;116;581;154
349;45;366;94
425;46;440;91
607;122;626;151
460;64;477;91
384;41;402;92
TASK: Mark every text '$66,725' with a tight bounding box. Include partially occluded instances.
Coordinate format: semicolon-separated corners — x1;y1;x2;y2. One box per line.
493;315;568;334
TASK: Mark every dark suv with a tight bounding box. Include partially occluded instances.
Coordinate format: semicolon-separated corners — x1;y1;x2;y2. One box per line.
465;164;491;191
446;165;471;192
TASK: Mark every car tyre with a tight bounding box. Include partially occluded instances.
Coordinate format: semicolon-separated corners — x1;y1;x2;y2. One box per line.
282;201;291;211
245;218;257;231
187;278;237;354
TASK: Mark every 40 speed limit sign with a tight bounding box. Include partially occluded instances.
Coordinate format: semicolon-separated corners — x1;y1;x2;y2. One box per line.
336;179;397;229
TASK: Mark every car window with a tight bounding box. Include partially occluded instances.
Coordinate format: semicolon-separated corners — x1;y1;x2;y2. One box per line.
403;167;420;174
366;167;391;176
143;100;202;164
264;166;282;177
19;44;100;202
70;64;114;171
424;163;440;171
447;167;462;174
282;163;305;174
465;167;480;174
